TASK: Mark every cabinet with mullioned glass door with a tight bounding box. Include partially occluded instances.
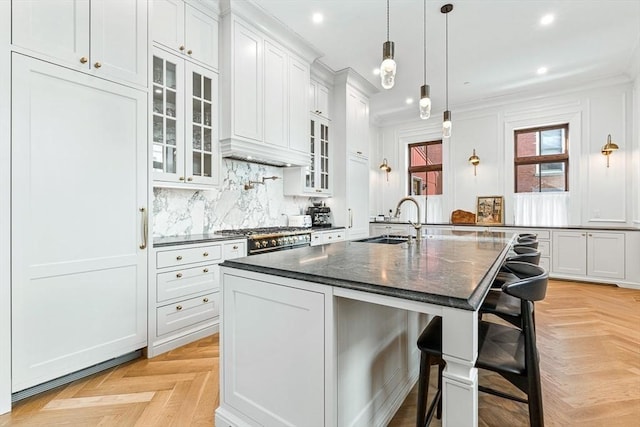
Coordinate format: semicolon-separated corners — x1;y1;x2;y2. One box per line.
152;47;219;187
283;115;331;196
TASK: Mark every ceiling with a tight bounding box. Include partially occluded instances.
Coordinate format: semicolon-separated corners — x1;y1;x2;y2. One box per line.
249;0;640;123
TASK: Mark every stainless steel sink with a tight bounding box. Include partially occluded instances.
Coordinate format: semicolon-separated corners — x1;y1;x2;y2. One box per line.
354;235;409;244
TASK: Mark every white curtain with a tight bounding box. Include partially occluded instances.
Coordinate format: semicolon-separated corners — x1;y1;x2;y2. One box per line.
398;195;444;224
513;192;569;226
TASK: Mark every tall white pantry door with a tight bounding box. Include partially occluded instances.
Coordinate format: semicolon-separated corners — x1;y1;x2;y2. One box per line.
11;54;147;392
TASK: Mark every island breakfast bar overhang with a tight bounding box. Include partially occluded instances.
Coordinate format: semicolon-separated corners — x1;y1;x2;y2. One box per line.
215;231;515;427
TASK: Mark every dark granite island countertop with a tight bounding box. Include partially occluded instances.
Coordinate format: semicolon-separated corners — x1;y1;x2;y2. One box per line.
221;230;514;311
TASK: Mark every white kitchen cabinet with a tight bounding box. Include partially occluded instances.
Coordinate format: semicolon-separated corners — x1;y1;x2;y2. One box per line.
310;229;345;246
346;87;370;158
283;116;331;197
310;79;330;119
370;223;413;237
498;227;551;271
152;47;220;187
149;238;246;357
11;54;147;392
346;154;370;240
219;14;311;166
152;0;219;71
12;0;147;87
221;271;325;426
552;230;625;280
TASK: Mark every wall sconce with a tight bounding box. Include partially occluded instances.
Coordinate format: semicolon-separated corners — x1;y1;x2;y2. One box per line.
468;149;480;176
600;134;619;168
379;158;392;181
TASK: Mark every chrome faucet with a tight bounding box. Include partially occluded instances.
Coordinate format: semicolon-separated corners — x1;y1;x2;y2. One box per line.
394;197;423;236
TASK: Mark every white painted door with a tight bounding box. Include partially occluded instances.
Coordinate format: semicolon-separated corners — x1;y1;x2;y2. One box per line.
151;0;185;53
347;154;370;239
185;61;219;185
232;19;263;142
152;48;186;183
264;40;287;148
552;231;587;276
288;56;310;153
11;54;147;392
184;4;219;71
587;232;625;279
12;0;90;70
90;0;147;86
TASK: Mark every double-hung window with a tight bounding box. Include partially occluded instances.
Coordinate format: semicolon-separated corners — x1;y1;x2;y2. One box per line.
514;124;568;192
408;140;443;195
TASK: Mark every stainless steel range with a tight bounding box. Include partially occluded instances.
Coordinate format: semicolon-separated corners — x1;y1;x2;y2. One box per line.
216;227;312;255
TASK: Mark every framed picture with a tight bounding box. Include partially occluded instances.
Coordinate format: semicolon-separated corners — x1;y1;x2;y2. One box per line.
476;196;504;225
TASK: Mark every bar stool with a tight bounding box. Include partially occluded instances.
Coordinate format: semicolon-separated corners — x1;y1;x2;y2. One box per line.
416;262;548;427
492;246;541;288
518;233;537;241
516;238;539;249
482;262;545;328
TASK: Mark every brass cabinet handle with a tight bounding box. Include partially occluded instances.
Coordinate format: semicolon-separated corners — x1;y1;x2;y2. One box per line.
328;236;332;240
79;56;88;64
232;245;238;250
203;297;209;303
337;235;342;238
176;255;183;260
94;62;102;68
139;207;147;249
176;273;182;278
203;268;209;273
203;252;209;257
316;189;321;192
176;305;182;311
187;49;193;55
187;177;193;182
179;45;185;51
588;233;593;237
179;176;185;181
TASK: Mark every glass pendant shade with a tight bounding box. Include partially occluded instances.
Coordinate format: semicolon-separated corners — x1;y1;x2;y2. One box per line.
443;110;452;138
419;85;431;119
380;41;396;89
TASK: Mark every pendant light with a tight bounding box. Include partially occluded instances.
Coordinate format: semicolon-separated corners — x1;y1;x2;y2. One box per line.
441;4;453;138
419;0;431;119
380;0;396;89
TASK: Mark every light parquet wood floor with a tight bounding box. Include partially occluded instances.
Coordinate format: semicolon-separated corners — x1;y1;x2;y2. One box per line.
1;280;639;426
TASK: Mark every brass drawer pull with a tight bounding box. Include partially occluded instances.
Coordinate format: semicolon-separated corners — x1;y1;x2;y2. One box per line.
203;252;209;257
94;61;102;68
80;56;88;64
176;255;183;260
233;245;238;250
176;273;183;278
187;49;193;55
203;268;209;273
176;305;182;311
203;297;209;303
179;45;185;51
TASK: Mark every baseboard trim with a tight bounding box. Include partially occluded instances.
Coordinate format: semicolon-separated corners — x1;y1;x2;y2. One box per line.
12;350;142;403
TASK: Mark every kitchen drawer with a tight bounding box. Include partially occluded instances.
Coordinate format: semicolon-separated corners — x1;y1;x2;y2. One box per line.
538;240;550;257
157;292;219;336
322;230;345;244
156;264;219;303
224;241;247;259
156;244;222;268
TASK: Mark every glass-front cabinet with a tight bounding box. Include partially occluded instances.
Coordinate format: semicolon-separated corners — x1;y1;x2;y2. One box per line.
152;47;219;187
283;116;331;197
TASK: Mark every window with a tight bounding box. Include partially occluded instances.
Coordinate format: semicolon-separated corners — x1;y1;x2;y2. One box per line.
514;124;568;193
408;140;443;195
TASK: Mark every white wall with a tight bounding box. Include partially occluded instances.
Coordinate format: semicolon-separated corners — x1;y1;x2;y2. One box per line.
373;80;637;227
1;0;11;414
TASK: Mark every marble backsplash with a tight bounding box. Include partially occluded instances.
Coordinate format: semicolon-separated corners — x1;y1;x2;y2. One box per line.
153;159;312;237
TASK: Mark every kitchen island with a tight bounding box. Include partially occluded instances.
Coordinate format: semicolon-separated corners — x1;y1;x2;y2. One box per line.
215;230;514;427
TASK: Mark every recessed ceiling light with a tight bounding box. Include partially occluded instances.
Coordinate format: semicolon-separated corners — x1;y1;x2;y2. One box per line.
373;68;380;76
540;14;554;26
405;98;414;105
537;67;548;75
312;13;323;24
